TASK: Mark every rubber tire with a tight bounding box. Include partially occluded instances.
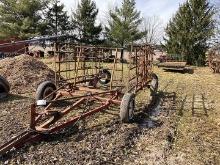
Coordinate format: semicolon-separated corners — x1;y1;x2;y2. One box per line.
120;93;135;123
0;75;10;97
35;81;56;101
150;73;158;94
99;69;111;85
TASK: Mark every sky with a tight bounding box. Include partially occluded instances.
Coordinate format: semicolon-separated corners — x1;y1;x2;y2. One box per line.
60;0;187;26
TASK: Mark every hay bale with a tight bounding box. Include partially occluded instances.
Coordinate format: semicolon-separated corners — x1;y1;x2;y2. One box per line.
0;54;56;94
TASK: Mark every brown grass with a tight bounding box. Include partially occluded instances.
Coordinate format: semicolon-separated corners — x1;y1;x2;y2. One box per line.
42;58;220;164
154;67;220;164
1;57;219;164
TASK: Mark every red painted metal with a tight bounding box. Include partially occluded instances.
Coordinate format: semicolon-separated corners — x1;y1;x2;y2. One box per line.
0;44;156;155
0;38;26;54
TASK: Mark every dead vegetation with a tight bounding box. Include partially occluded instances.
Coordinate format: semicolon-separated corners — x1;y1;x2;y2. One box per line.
155;67;220;165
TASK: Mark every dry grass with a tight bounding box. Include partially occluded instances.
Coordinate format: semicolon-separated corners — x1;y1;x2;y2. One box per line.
41;58;220;164
1;56;219;164
154;67;220;164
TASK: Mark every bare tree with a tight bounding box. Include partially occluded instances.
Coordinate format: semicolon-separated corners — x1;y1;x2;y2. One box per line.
211;0;220;45
216;8;220;45
141;16;163;45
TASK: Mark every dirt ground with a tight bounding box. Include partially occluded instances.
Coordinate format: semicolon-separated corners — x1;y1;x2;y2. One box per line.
0;65;219;165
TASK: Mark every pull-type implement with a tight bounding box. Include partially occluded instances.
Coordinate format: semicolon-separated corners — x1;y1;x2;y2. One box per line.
0;44;158;155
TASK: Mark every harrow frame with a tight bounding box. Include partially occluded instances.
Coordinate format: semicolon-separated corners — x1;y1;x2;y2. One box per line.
0;43;158;155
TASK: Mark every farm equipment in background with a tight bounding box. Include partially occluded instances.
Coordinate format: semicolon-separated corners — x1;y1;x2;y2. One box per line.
208;47;220;73
158;61;187;71
0;38;27;58
0;42;159;155
0;35;75;59
157;54;192;72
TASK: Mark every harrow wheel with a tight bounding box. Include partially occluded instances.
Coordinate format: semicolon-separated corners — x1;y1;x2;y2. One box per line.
120;93;135;123
36;81;57;102
0;75;10;98
150;73;158;94
99;69;111;85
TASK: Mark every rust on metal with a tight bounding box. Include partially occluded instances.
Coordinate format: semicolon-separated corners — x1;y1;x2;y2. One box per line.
0;43;157;155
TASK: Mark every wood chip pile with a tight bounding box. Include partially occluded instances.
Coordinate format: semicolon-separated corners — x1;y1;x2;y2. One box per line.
0;55;56;94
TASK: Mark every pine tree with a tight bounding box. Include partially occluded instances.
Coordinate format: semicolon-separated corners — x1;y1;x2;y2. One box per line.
45;0;70;35
0;0;49;39
163;0;215;66
71;0;102;45
105;0;145;48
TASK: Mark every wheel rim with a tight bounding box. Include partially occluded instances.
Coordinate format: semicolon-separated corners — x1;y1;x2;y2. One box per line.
99;70;111;84
43;87;54;101
151;78;158;92
100;74;108;82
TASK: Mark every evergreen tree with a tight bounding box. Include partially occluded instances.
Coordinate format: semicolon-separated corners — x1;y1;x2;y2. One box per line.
45;0;70;35
105;0;145;48
71;0;102;45
163;0;215;66
0;0;49;39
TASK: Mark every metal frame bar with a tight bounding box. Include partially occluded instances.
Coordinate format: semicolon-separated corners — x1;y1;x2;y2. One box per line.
0;44;156;155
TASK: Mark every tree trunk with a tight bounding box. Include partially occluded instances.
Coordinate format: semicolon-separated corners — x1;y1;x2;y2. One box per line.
120;42;124;62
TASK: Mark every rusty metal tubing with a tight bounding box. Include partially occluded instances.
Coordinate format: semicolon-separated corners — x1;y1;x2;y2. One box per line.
41;83;67;101
34;91;119;132
32;98;86;131
0;129;46;156
33;90;120;131
44;92;63;110
42;95;118;133
93;96;121;105
0;44;156;155
0;131;35;155
40;79;114;102
30;104;36;129
61;98;86;116
45;89;119;104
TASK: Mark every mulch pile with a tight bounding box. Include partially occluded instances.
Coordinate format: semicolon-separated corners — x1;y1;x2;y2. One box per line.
0;55;56;94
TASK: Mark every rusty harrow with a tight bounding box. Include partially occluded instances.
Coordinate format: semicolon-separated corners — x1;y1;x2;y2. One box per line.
0;44;158;155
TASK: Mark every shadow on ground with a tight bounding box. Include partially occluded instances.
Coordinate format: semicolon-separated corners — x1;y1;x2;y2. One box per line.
0;94;30;103
0;90;178;164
